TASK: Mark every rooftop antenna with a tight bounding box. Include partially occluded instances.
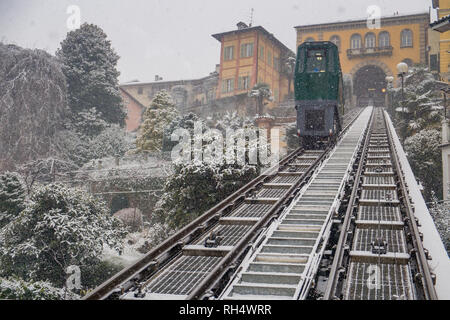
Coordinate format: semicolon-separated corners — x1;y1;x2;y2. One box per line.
249;8;254;27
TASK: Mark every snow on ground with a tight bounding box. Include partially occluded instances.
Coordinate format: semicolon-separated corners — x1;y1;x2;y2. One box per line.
101;232;147;267
385;110;450;299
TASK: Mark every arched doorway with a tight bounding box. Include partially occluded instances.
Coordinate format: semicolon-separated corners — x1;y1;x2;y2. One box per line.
353;65;387;107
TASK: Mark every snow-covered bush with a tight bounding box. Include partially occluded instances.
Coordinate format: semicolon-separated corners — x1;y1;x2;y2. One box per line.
429;192;450;254
0;277;79;300
388;65;443;139
0;183;127;288
135;90;179;153
55;125;134;167
249;83;274;115
155;162;257;229
87;125;134;159
0;172;26;228
404;129;442;201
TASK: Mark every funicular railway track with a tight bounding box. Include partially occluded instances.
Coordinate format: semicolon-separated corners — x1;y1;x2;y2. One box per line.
84;108;362;300
323;108;438;300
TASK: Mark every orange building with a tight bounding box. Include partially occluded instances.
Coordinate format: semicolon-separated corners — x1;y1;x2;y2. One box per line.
212;22;295;108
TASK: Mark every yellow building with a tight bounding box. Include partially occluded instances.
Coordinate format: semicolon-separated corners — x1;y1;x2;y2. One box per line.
295;13;430;106
431;0;450;82
212;22;295;109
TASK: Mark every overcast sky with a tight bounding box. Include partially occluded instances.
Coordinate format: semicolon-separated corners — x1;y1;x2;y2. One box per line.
0;0;434;83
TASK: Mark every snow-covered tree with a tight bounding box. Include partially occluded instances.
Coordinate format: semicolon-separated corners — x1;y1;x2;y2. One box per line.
249;83;274;115
135;90;179;152
0;183;127;288
404;129;442;201
154;162;257;229
54;124;133;167
388;65;443;140
57;23;126;127
0;277;79;300
87;125;134;160
162;112;201;152
428;192;449;254
0;43;68;171
68;107;110;138
18;158;78;194
0;172;26;228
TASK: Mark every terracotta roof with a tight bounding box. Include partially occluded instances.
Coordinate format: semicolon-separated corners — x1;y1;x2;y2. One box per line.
212;25;294;56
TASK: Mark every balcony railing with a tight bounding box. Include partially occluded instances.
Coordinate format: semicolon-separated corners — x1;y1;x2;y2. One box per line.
347;46;393;59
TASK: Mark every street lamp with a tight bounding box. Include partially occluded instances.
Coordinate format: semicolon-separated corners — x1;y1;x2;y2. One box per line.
397;62;409;143
385;76;394;115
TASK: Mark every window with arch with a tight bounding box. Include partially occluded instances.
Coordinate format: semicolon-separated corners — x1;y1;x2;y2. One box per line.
350;34;362;49
365;33;376;48
305;37;315;42
378;31;390;47
401;29;413;47
330;35;341;51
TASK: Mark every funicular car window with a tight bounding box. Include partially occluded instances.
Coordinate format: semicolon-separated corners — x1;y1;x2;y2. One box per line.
306;49;326;73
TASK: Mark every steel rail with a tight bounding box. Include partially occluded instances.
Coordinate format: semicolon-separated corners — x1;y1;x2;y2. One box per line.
83;108;363;300
188;108;364;300
384;111;438;300
83;146;305;300
323;108;374;299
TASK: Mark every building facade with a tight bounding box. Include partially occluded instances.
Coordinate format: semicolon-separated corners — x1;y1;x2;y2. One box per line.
442;119;450;200
120;72;218;131
295;13;430;107
212;23;295;109
431;0;450;82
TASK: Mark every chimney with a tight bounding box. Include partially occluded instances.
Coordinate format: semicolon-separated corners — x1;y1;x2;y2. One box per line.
155;75;163;81
237;22;249;30
215;64;220;73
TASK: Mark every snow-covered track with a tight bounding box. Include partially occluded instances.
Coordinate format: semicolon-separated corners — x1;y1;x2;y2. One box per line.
83;109;363;300
324;108;438;300
219;107;373;300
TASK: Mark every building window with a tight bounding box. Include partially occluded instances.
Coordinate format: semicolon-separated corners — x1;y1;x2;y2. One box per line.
224;46;234;60
330;35;341;51
401;29;413;47
137;87;143;95
305;37;315;42
274;56;280;72
259;46;264;59
267;50;272;66
365;33;376;48
222;79;234;93
378;31;390;47
238;75;251;90
350;34;362;49
240;43;254;58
